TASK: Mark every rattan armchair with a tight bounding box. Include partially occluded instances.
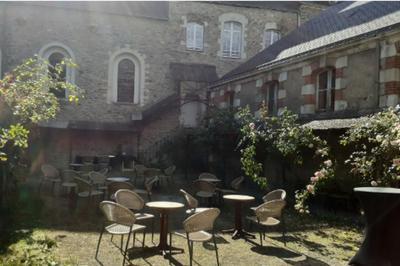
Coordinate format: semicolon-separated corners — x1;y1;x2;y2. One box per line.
218;176;245;195
134;164;147;185
73;176;104;199
39;164;62;194
247;199;286;246
107;182;135;201
115;189;155;242
180;189;209;215
95;201;146;266
89;171;107;191
134;176;159;201
161;165;176;185
198;172;218;181
61;169;79;194
170;208;220;266
193;179;217;206
251;189;287;212
122;159;136;184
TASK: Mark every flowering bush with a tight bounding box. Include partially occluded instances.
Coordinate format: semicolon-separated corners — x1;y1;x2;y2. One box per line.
340;107;400;187
237;104;334;212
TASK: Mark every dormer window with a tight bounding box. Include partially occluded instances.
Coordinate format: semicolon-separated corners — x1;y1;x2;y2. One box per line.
264;29;281;48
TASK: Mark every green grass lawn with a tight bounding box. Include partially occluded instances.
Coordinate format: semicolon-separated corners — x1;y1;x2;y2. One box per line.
0;179;363;266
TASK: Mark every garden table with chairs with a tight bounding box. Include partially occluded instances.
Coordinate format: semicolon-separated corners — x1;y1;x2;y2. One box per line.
223;194;256;239
145;201;184;255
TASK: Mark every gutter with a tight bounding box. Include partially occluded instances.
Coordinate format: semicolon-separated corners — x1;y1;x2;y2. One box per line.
207;23;400;90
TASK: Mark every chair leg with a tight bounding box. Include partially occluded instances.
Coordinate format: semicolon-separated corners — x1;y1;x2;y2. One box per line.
151;219;155;243
133;232;136;247
282;217;287;246
120;235;124;251
142;231;146;248
187;238;192;266
258;222;263;246
169;233;172;256
213;233;220;266
123;232;132;266
95;227;104;259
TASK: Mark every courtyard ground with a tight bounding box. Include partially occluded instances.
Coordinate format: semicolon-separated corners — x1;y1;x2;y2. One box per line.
0;174;362;266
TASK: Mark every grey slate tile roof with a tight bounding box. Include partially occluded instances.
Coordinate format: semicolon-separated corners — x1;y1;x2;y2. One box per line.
217;1;400;86
302;117;369;130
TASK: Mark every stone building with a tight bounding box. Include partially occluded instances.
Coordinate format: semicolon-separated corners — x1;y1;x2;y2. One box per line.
0;1;325;167
208;1;400;191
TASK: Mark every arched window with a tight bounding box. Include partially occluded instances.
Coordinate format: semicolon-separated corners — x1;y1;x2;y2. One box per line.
264;29;281;48
186;22;204;51
108;49;144;105
117;58;135;103
316;69;336;111
222;21;242;58
39;42;75;99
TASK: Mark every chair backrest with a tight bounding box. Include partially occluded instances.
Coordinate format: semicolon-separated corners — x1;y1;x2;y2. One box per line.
231;176;245;190
115;189;145;211
89;171;107;185
262;189;286;202
99;201;136;226
108;182;135;197
193;179;216;193
79;163;94;172
164;165;176;176
73;176;92;193
255;199;286;221
180;189;198;209
62;170;80;182
144;176;159;192
183;208;220;233
198;172;217;180
41;164;60;178
98;168;109;176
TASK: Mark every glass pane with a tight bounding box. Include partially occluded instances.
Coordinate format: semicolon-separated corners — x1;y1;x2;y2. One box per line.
195;25;203;50
186;23;194;48
232;31;241;56
319;71;328;90
48;52;66;98
117;59;135;103
232;22;242;32
318;90;327;110
264;31;272;47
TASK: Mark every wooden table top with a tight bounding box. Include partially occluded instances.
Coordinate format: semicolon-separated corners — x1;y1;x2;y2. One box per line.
223;194;255;201
146;201;184;210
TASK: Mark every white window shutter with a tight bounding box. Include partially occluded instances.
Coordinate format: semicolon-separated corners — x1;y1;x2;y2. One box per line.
195;24;203;50
186;23;195;49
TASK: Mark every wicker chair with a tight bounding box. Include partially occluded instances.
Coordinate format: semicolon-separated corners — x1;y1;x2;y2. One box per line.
170;208;220;266
73;176;104;198
134;176;159;201
247;199;286;246
180;189;209;215
95;201;146;266
115;189;155;242
89;171;107;191
61;170;79;194
218;176;245;194
193;179;217;206
107;182;135;201
39;164;62;194
198;172;218;181
160;165;176;185
262;189;286;202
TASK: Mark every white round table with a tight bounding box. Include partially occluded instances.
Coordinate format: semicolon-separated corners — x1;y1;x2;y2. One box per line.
106;177;130;182
223;194;255;239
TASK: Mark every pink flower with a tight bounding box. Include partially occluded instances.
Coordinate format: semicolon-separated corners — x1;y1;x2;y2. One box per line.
371;180;378;187
393;158;400;166
314;171;324;178
310;176;318;183
249;123;255;130
307;184;315;194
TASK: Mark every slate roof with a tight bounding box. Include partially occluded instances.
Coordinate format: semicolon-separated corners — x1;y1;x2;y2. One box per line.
302;117;369;130
215;1;400;87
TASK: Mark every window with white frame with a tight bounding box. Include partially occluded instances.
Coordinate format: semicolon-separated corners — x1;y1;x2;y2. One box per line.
264;29;281;48
222;21;242;58
39;43;75;99
317;69;336;111
186;22;204;51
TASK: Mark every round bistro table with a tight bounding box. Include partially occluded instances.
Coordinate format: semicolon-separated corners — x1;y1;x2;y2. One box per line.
223;194;255;239
350;187;400;265
146;201;184;255
199;178;222;183
106;177;130;183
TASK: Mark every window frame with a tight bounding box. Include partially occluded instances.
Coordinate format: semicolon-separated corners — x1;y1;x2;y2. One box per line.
186;22;204;51
263;81;279;115
112;54;140;104
264;29;281;48
222;21;242;58
116;58;136;103
39;43;76;100
316;69;336;111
